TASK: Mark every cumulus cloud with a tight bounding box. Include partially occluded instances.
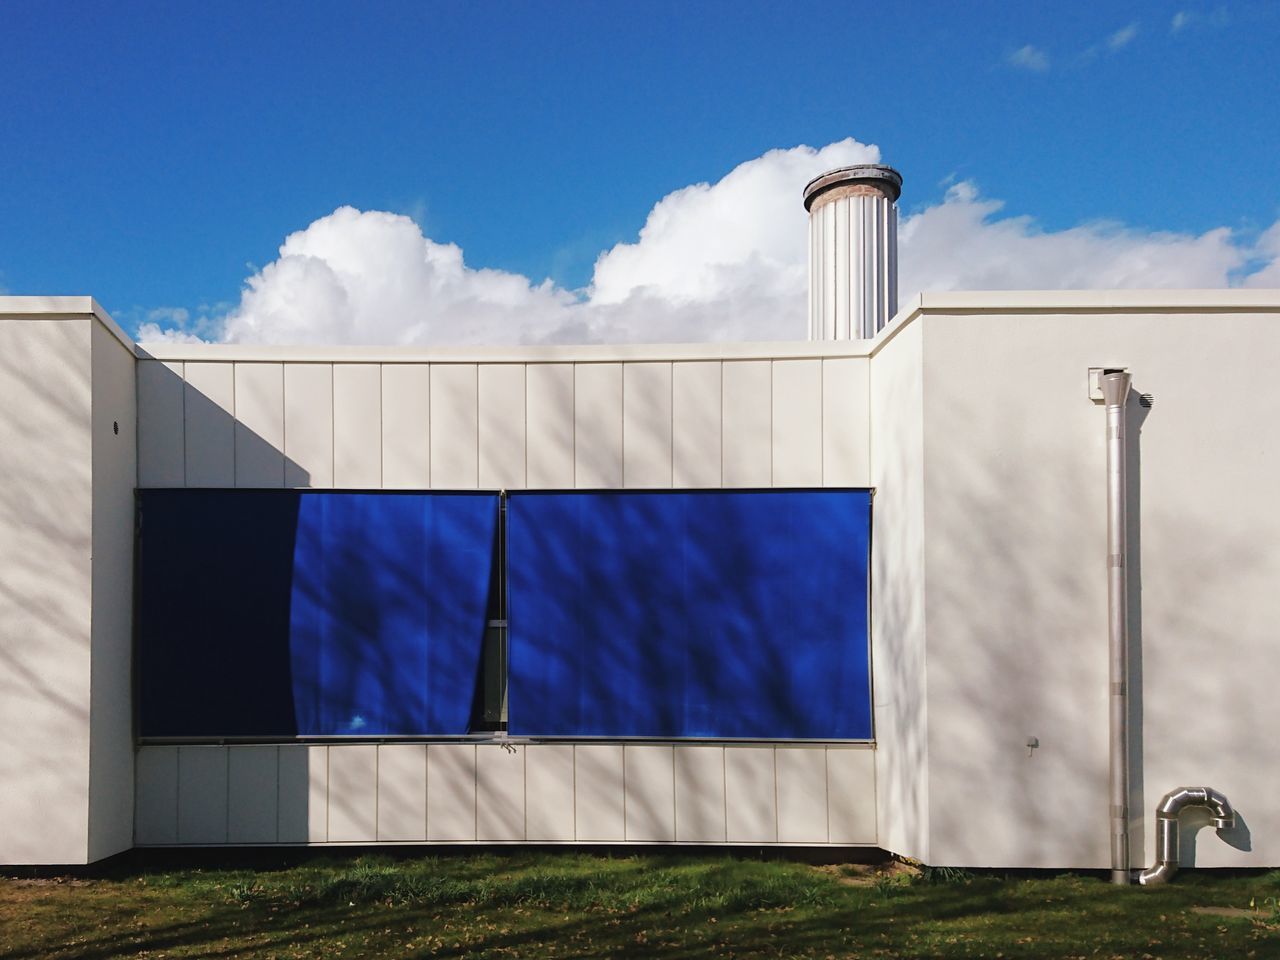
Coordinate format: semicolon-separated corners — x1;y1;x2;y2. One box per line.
898;181;1251;293
138;138;1280;347
1008;45;1050;71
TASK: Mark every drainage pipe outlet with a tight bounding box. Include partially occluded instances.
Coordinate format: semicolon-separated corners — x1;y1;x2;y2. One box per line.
1138;787;1236;885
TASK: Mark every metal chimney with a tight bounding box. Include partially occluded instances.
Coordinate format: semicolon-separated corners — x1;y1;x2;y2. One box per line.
804;164;902;339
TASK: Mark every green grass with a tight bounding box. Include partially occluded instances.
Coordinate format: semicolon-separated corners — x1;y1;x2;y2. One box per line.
4;853;1280;958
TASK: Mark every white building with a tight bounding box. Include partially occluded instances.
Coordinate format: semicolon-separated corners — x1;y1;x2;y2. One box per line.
2;165;1278;880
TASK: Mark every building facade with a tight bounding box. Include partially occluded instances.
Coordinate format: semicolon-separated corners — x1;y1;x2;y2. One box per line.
3;288;1279;871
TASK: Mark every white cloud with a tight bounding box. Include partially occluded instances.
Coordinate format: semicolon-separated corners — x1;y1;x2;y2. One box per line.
1008;45;1050;71
1243;222;1280;288
1108;22;1140;50
898;181;1250;293
1171;11;1192;31
138;139;1280;348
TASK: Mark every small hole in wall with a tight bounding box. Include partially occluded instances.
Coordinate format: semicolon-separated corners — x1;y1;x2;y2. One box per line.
113;421;119;435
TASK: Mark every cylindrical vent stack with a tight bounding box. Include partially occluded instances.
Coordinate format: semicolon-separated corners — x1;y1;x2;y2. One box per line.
804;164;903;340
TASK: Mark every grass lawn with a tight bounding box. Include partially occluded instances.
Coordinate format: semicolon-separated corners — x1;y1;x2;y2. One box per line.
3;852;1280;959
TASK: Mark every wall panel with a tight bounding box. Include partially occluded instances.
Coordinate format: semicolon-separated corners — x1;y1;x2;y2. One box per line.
333;365;381;488
234;363;285;487
525;744;575;841
526;364;574;488
228;745;278;843
771;360;822;487
278;744;328;843
821;358;869;486
722;361;771;487
427;744;476;840
574;364;622;488
624;745;675;841
284;364;333;488
826;747;877;843
430;365;479;489
327;745;377;842
134;745;178;845
674;745;726;842
377;744;427;841
137;360;185;486
622;362;672;487
724;747;776;843
382;364;430;488
478;364;525;488
776;746;827;843
672;361;721;487
476;744;525;842
183;363;235;487
574;744;624;841
177;745;227;844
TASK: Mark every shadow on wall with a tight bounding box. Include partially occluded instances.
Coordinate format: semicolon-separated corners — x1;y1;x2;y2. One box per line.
921;374;1263;870
0;328;96;860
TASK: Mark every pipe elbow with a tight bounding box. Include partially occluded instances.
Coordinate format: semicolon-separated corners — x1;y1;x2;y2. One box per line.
1139;786;1236;886
1204;787;1236;830
1138;861;1178;885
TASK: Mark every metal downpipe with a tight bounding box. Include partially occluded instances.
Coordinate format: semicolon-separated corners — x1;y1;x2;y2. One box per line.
1101;370;1133;885
1138;787;1236;885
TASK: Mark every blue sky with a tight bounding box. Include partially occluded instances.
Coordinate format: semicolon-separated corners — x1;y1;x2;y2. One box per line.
2;1;1278;343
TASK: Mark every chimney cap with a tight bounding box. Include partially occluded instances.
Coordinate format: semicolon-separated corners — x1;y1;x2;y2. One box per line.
803;164;903;210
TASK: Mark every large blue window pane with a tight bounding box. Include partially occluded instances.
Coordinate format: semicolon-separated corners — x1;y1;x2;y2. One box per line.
138;490;497;737
506;490;871;739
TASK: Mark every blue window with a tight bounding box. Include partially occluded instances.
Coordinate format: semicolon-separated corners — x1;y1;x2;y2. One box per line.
506;490;872;739
137;490;497;738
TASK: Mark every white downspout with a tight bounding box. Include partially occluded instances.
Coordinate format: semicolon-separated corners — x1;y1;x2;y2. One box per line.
1101;369;1133;885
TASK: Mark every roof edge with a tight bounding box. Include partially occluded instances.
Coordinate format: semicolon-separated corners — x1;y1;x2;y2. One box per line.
0;296;136;353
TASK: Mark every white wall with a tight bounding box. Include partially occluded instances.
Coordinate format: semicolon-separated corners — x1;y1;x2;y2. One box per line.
0;317;95;864
129;341;878;851
87;321;138;861
135;348;872;492
134;742;877;847
868;318;929;863
914;304;1280;869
